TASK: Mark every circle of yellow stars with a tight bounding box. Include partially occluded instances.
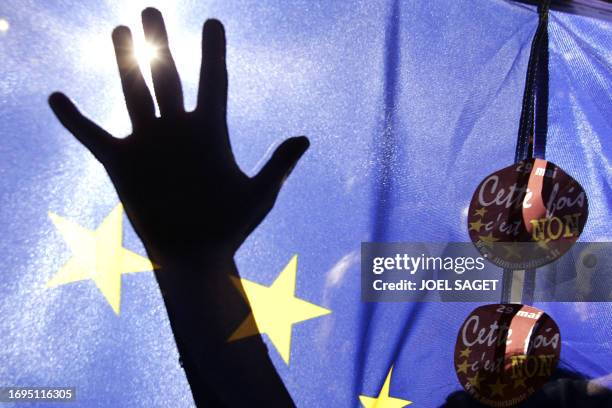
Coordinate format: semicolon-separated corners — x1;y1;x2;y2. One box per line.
456;347;471;375
457;346;514;399
470;207;501;249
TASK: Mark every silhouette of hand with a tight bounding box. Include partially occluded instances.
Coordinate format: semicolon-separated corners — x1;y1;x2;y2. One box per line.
49;8;309;263
49;9;301;405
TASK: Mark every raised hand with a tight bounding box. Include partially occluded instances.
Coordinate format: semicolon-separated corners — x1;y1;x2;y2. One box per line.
49;8;309;265
49;8;302;406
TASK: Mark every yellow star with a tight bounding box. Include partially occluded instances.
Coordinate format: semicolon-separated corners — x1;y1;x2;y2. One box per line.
535;239;550;250
47;204;155;315
467;371;482;390
469;219;485;233
359;366;412;408
456;359;470;375
488;378;506;397
513;376;527;389
459;347;472;358
479;233;500;247
503;244;521;260
228;255;331;364
474;207;488;217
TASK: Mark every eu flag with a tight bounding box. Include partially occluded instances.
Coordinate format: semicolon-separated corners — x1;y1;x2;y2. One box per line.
1;1;610;406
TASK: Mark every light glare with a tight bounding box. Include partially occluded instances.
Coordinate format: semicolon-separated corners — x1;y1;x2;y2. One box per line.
134;41;159;69
0;18;9;32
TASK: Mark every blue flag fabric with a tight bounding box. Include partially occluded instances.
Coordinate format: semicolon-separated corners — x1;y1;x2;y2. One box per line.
0;1;610;407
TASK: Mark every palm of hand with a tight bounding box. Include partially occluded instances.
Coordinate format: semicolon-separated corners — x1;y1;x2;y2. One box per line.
49;8;308;262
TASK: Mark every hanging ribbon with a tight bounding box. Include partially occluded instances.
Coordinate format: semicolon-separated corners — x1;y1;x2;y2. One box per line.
504;0;551;304
515;0;550;162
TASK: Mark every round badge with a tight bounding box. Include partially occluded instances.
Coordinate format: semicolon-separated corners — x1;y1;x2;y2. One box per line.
468;158;588;269
454;304;560;407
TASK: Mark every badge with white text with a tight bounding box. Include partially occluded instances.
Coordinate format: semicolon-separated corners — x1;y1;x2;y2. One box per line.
468;158;588;269
454;304;560;407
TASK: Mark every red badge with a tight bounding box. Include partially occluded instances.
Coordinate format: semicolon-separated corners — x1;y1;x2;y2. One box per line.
468;158;588;269
454;304;560;406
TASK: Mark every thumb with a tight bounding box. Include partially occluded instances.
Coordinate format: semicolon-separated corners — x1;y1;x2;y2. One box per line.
49;92;116;163
254;136;310;201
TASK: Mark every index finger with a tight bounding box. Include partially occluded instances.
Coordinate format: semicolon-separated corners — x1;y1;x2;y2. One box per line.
141;8;184;116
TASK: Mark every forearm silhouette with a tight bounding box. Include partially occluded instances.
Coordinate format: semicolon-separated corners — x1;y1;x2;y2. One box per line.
49;8;305;407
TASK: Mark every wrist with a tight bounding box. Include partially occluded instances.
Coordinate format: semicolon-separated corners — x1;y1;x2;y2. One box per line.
150;248;248;340
147;242;236;275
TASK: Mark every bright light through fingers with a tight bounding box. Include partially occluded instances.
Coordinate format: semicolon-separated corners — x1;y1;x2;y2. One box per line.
133;41;159;69
76;4;202;113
